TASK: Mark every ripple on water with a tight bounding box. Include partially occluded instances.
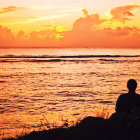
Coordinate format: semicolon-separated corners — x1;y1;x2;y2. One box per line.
99;100;113;104
0;81;6;83
18;100;26;103
73;99;86;102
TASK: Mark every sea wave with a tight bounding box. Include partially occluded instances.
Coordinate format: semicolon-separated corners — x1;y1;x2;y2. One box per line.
0;54;140;58
0;54;140;63
0;59;91;63
99;59;140;63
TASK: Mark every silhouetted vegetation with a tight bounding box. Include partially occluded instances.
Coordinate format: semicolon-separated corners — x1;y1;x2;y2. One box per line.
5;113;140;140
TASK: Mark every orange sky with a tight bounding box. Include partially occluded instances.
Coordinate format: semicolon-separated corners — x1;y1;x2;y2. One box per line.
0;0;140;48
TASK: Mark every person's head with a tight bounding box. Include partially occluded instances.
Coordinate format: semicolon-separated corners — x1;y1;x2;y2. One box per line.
127;79;137;93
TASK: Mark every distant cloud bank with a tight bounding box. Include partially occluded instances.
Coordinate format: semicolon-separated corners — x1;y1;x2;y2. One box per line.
0;5;140;48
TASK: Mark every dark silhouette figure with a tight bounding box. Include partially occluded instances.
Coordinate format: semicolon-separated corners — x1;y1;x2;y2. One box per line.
116;79;140;114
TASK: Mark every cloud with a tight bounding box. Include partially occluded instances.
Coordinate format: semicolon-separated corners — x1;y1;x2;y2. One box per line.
110;5;140;23
0;25;14;46
0;17;38;24
60;8;140;48
61;26;140;48
73;9;105;31
16;31;25;39
14;14;70;24
82;9;89;18
0;6;24;15
0;6;140;48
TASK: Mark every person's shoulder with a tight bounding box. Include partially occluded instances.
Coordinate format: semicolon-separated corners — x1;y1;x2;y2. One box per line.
135;93;140;98
118;93;128;98
117;93;128;102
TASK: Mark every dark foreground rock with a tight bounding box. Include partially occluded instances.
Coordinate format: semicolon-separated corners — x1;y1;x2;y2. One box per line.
7;116;140;140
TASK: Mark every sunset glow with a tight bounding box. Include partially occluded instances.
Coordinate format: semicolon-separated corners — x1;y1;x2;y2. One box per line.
1;1;140;139
0;0;140;48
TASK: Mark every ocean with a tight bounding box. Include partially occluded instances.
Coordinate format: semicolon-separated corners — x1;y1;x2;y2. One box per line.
0;48;140;138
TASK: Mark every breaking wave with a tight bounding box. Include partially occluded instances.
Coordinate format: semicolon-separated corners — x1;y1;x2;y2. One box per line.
0;59;91;63
99;59;140;63
0;54;140;63
0;54;140;58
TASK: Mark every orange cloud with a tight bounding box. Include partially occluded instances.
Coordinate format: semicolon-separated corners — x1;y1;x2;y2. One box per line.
0;6;24;14
0;5;140;48
0;25;14;46
110;5;140;23
16;31;25;39
59;8;140;48
82;9;89;18
73;8;105;32
61;26;140;48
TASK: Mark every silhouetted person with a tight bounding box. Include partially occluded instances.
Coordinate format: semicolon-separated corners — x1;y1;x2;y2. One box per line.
116;79;140;115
